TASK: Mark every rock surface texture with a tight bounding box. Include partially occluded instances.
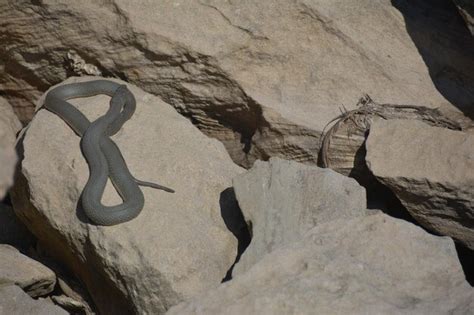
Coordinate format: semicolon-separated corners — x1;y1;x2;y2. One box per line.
0;244;56;297
0;285;68;315
169;159;474;314
1;0;473;167
168;212;474;315
366;119;474;250
11;76;243;314
0;97;21;199
232;158;368;275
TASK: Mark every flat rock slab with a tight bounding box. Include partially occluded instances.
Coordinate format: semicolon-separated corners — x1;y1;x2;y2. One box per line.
232;157;368;275
168;212;474;315
366;119;474;250
0;245;55;298
11;76;243;314
0;285;67;315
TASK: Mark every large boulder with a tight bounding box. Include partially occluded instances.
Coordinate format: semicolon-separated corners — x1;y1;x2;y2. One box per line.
232;158;368;275
1;0;472;167
0;244;56;297
0;285;67;315
11;76;244;314
168;212;474;315
366;119;474;250
0;97;21;199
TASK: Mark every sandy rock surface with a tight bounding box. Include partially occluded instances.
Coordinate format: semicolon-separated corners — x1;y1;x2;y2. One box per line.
168;212;474;315
366;119;474;250
0;285;68;315
1;0;472;167
11;76;244;314
0;244;56;297
232;157;368;275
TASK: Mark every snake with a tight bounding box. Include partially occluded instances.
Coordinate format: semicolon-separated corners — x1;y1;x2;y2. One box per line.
43;80;174;226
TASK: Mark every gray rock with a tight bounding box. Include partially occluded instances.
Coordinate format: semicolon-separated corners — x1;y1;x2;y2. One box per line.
0;97;21;200
11;76;243;314
366;119;474;250
0;285;68;315
168;212;474;315
232;157;368;275
1;0;472;167
0;244;56;297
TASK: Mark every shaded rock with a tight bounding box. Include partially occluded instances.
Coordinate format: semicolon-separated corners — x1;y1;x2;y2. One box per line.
52;295;91;315
0;244;55;297
11;76;243;314
232;157;368;275
453;0;474;35
366;119;474;250
0;203;35;249
1;1;473;167
0;97;21;200
168;212;474;315
0;285;67;315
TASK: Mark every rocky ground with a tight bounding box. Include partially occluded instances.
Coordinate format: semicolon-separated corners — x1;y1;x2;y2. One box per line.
1;0;473;314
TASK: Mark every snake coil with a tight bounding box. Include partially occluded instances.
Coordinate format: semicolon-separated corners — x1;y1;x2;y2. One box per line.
44;80;174;226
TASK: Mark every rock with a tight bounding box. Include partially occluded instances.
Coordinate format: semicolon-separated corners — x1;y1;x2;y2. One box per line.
0;97;21;200
168;212;474;315
0;203;35;249
232;157;368;275
11;76;243;314
51;295;91;314
1;1;473;167
0;244;56;297
454;0;474;35
366;119;474;250
0;285;68;315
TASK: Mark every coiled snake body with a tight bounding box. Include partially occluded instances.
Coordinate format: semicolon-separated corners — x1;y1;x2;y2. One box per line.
44;80;174;226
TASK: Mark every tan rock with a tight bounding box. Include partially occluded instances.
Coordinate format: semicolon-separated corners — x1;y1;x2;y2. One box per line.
0;285;68;315
168;212;474;315
366;119;474;250
0;244;56;297
1;0;472;167
0;97;21;199
232;158;368;275
11;77;243;314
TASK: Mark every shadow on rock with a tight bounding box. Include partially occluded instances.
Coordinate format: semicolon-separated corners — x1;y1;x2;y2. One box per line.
219;187;251;282
391;0;474;119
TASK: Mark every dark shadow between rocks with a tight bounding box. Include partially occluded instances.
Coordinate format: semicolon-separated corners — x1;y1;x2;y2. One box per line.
455;243;474;286
391;0;474;120
219;187;251;282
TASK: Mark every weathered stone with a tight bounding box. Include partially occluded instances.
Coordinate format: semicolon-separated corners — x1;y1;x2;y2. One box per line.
0;97;21;200
0;285;68;315
232;157;368;275
168;212;474;315
1;0;472;167
11;76;243;314
51;295;90;314
0;244;56;297
366;119;474;250
454;0;474;35
0;203;35;249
